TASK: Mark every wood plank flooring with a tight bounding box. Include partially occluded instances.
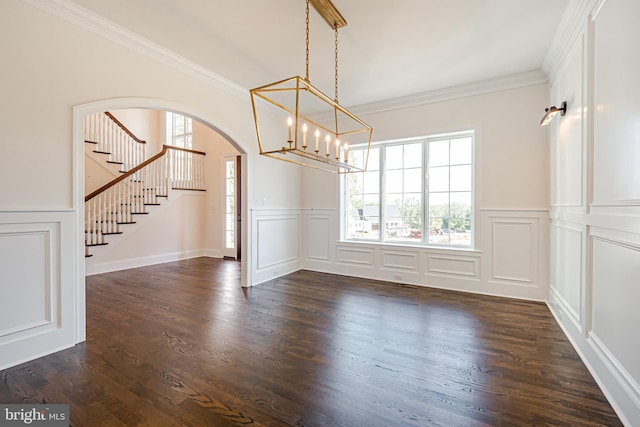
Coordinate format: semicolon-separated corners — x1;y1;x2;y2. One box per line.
0;257;622;426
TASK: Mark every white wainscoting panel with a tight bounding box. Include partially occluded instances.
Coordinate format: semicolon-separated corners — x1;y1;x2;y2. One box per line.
251;209;302;285
425;253;479;278
550;31;585;209
592;0;640;206
490;219;537;284
590;234;640;406
304;211;332;263
0;211;76;371
549;222;583;325
336;245;375;267
381;249;419;272
481;210;548;300
0;231;50;337
301;209;547;301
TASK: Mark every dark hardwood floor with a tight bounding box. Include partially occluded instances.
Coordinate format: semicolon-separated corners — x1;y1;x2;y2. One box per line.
0;257;622;426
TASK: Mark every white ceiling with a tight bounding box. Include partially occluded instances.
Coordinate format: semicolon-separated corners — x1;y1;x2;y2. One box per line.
71;0;569;108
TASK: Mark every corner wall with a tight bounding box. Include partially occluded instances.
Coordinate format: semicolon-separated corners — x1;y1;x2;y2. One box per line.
546;0;640;424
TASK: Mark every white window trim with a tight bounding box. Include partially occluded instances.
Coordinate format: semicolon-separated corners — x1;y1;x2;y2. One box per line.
341;130;476;250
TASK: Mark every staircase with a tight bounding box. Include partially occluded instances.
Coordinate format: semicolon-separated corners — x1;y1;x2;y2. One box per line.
84;112;206;257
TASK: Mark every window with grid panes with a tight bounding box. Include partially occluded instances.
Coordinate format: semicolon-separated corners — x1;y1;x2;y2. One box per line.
344;132;473;247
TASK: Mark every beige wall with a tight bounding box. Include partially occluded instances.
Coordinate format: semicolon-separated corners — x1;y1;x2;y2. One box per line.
303;84;549;210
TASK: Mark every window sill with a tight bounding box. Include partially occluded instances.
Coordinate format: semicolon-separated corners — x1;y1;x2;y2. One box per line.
337;239;482;255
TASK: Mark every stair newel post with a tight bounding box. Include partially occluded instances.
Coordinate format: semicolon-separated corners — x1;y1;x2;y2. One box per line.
198;153;204;189
196;153;200;189
95;194;101;245
85;201;90;246
162;152;167;197
116;181;122;225
110;120;116;164
116;128;122;167
91;198;97;245
124;135;129;172
101;192;105;242
102;113;108;154
126;179;132;224
137;173;143;213
180;150;186;189
174;149;179;190
108;187;114;234
187;151;193;189
134;137;138;171
98;114;104;152
142;165;148;206
149;161;155;204
89;198;94;245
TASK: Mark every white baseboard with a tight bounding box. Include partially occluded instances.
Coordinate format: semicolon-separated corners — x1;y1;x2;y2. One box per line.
87;249;220;275
547;294;639;427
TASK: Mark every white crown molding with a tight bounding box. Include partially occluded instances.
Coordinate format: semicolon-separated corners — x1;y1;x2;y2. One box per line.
311;70;548;122
542;0;605;80
21;0;551;119
20;0;249;100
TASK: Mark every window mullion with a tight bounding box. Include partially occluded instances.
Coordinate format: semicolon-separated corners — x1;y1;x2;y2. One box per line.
379;146;385;243
423;140;428;245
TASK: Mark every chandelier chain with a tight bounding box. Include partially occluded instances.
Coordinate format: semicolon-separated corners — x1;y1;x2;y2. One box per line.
334;25;339;103
305;0;310;82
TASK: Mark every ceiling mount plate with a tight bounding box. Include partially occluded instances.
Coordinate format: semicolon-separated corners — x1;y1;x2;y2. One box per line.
309;0;347;28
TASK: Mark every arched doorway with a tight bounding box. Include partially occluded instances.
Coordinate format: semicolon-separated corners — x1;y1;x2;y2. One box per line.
73;97;251;343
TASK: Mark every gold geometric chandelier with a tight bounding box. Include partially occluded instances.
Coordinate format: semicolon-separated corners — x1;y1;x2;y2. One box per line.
250;0;372;173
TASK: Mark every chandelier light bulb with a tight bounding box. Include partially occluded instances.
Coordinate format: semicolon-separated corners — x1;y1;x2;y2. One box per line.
315;129;320;152
287;116;293;142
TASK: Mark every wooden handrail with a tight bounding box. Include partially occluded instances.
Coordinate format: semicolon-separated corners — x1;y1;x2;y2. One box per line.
167;145;206;155
105;111;146;144
85;145;206;202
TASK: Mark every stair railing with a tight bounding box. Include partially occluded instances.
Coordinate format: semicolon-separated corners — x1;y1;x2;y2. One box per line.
85;145;206;247
84;111;146;172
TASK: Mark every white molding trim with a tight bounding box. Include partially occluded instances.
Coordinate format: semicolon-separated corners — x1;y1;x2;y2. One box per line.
589;332;640;411
548;285;581;332
542;0;605;78
20;0;248;100
315;70;548;120
22;0;552;118
88;249;215;276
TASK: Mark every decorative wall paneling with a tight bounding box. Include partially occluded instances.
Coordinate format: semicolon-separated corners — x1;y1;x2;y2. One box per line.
0;211;76;371
302;209;548;301
546;0;640;423
251;209;302;285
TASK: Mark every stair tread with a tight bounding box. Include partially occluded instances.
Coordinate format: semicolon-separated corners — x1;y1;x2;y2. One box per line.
84;140;98;144
117;222;137;225
93;150;111;155
85;254;93;258
102;232;124;235
172;187;206;191
144;203;161;206
86;242;109;247
107;160;124;165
